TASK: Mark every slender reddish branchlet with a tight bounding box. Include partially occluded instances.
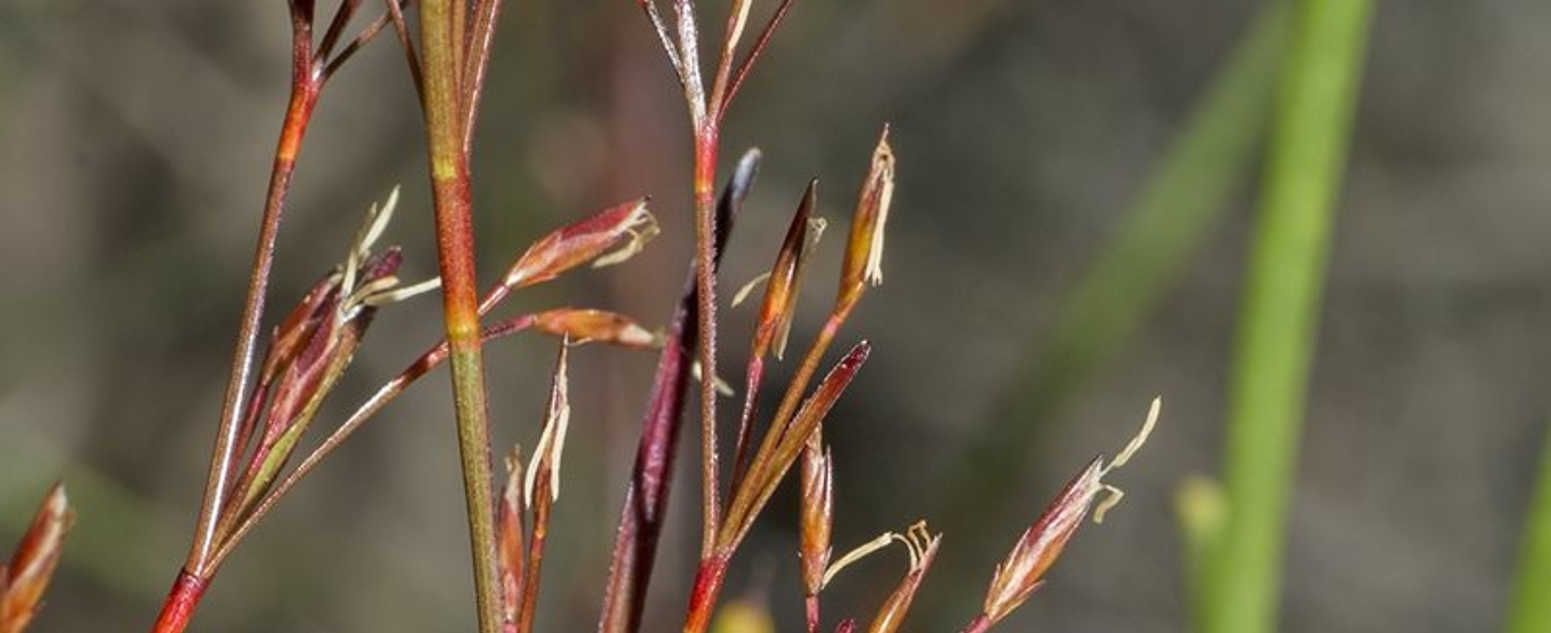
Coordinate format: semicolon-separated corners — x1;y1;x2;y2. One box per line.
598;150;757;633
628;0;805;567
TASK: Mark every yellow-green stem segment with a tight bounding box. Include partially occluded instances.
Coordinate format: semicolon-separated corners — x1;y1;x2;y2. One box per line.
420;2;502;632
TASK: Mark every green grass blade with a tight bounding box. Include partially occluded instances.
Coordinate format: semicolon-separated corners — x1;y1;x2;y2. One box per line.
1506;425;1551;633
1202;2;1377;632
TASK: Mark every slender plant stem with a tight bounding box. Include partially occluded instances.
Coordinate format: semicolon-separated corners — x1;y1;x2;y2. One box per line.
1505;422;1551;633
716;0;795;125
516;469;552;633
149;571;207;633
462;0;505;154
598;162;747;633
1201;2;1375;632
419;1;502;631
725;313;843;529
692;132;722;557
184;20;318;579
682;554;730;633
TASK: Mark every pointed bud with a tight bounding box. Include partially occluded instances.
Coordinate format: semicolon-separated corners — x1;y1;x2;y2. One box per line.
525;343;572;507
500;199;657;291
755;181;825;361
836;126;895;313
799;444;834;597
834;620;856;633
260;271;343;386
2;484;73;633
533;308;660;348
980;398;1160;626
497;447;526;629
982;457;1100;625
865;522;940;633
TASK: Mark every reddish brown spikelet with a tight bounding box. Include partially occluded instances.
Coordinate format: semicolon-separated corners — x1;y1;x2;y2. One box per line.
499;199;657;291
754;180;821;361
2;484;73;633
259;271;343;385
982;457;1104;625
496;448;526;631
865;523;940;633
798;444;834;598
836;126;895;313
532;308;659;348
978;397;1160;627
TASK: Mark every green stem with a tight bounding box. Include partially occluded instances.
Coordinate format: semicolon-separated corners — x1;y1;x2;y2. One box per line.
1202;2;1375;633
419;2;502;632
1505;423;1551;633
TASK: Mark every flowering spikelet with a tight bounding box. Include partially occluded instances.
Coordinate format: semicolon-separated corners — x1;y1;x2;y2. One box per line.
798;443;834;600
525;343;573;507
230;187;436;523
496;448;526;632
864;522;940;633
1;484;73;633
979;398;1161;627
532;308;660;348
754;181;825;361
837;126;895;313
498;199;657;293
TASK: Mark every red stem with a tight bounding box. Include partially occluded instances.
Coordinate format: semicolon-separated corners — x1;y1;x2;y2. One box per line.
149;571;208;633
805;594;820;633
681;554;730;633
597;175;744;633
515;469;552;633
716;0;795;126
691;129;722;557
420;2;502;628
186;10;319;579
728;355;764;490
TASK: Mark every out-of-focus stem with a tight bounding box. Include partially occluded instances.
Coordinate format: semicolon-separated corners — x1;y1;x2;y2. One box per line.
956;614;990;633
1202;1;1374;632
1505;423;1551;633
420;1;501;631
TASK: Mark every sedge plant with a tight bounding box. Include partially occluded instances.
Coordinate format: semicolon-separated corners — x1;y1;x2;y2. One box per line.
5;1;1183;632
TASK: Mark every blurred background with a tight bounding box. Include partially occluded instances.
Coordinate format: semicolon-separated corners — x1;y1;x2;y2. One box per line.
2;1;1549;631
